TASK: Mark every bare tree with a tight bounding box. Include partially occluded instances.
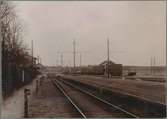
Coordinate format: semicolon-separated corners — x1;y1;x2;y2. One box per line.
1;1;39;97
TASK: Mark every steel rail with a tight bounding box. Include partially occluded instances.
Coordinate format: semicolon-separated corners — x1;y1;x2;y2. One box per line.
59;78;139;118
50;79;86;118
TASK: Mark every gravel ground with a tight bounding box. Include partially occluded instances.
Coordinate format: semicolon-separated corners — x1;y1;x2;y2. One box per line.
61;75;166;105
58;80;132;118
28;77;81;118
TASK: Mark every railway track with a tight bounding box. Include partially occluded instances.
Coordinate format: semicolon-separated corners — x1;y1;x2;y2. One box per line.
50;79;86;118
58;76;166;118
50;78;138;118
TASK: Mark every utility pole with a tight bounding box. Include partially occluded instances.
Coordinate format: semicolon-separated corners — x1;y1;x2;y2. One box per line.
37;55;40;64
107;38;110;79
39;56;41;64
73;40;76;68
150;57;156;75
61;53;63;67
80;53;82;67
153;57;156;75
31;40;34;66
57;52;60;66
69;60;71;67
56;59;58;66
150;57;153;75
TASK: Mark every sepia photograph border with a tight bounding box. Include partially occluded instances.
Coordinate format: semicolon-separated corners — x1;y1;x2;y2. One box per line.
0;0;166;119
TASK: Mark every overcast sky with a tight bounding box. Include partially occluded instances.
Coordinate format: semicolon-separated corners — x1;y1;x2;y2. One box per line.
12;1;166;66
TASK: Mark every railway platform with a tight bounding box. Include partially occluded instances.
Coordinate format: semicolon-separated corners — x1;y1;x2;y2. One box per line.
60;74;166;105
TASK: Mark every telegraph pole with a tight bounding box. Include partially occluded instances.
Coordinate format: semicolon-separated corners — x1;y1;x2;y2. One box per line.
107;38;110;79
150;57;153;75
73;40;76;68
56;59;58;66
69;60;71;67
153;57;156;75
61;53;63;67
31;40;33;66
80;53;82;67
150;57;156;75
40;57;42;64
37;55;40;64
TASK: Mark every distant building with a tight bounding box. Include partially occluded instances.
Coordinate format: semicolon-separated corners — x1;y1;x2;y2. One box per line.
99;60;123;76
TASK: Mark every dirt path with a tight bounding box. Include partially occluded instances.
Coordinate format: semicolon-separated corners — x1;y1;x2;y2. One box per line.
2;79;36;119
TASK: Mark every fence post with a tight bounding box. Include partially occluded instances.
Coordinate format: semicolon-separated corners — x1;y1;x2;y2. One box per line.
24;88;30;118
22;70;25;83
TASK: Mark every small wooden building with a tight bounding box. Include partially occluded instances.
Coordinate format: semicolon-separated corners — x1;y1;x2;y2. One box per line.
99;60;123;76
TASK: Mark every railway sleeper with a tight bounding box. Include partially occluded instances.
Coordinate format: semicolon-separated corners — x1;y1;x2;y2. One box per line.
59;77;166;118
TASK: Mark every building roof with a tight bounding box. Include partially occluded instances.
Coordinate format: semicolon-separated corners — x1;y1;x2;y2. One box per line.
99;60;115;66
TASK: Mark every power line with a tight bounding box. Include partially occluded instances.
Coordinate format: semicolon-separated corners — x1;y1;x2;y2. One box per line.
57;40;90;68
